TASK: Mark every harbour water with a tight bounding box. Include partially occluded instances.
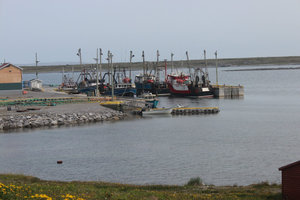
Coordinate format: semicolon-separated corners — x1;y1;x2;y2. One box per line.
2;66;300;186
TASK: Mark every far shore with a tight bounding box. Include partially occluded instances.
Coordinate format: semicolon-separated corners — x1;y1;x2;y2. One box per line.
19;55;300;74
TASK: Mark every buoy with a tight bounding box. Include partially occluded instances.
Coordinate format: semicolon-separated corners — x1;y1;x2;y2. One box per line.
57;160;63;164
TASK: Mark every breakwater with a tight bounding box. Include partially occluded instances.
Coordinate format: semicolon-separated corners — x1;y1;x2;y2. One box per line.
0;110;125;131
20;56;300;73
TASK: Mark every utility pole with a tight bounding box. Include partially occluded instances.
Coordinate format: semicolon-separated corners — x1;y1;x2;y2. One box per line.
35;53;39;79
129;51;134;82
156;50;160;81
93;48;100;97
171;53;174;73
215;51;218;86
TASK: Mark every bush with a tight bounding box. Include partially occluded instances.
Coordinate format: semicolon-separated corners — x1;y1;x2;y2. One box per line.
186;177;203;186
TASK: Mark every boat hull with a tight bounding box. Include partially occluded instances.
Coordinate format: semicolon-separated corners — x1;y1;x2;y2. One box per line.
135;82;169;95
142;108;173;115
103;88;137;96
168;84;214;97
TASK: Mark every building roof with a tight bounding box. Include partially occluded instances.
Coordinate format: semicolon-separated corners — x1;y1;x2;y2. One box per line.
279;160;300;171
0;63;23;71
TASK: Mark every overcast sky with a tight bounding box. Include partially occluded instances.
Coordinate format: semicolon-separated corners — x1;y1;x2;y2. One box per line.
1;0;300;65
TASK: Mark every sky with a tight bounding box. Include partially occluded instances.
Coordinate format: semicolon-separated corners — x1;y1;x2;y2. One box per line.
1;0;300;65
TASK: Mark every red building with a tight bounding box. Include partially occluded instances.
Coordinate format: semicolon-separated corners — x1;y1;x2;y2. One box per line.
279;160;300;200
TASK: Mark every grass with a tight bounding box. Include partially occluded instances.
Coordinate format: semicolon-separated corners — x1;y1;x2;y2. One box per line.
0;174;281;200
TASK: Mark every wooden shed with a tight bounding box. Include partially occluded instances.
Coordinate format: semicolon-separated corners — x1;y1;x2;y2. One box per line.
0;63;23;90
279;160;300;200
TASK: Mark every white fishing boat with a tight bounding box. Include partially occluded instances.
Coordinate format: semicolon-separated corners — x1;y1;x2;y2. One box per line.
142;107;173;116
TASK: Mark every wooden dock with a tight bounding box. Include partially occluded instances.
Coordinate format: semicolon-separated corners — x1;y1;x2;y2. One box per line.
132;107;220;115
172;107;219;115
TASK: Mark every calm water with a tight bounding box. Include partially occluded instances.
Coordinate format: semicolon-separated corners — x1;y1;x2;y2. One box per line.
1;66;300;186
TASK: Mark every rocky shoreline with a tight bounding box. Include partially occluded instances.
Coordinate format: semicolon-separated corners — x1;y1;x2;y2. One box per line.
0;107;126;131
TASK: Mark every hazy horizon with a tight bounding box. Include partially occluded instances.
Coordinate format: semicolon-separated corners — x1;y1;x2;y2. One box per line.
1;0;300;65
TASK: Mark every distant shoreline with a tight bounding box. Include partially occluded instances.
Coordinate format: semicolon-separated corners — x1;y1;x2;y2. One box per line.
225;66;300;72
20;55;300;74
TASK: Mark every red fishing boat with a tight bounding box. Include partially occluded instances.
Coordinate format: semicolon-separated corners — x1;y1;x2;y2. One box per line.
167;72;213;97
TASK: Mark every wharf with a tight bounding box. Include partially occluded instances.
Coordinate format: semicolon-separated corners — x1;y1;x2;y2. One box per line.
0;96;112;107
132;107;219;115
172;107;219;115
212;85;244;98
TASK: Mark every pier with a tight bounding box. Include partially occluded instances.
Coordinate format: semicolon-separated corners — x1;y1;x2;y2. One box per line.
132;107;219;115
212;85;244;98
172;107;219;115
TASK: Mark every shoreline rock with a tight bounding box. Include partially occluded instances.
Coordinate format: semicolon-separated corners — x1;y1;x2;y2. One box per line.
0;110;126;131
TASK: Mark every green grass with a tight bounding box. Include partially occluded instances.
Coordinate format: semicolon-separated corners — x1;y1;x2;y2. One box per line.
0;174;281;200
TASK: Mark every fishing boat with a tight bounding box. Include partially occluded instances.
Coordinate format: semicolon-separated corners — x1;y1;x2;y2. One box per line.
134;73;169;95
100;101;124;111
102;77;137;97
142;107;173;116
167;72;213;97
139;92;159;108
167;51;214;97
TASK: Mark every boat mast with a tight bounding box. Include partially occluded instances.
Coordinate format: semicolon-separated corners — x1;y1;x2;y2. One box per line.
77;48;83;81
109;52;114;100
142;50;145;79
99;48;103;81
164;59;167;82
107;50;111;85
171;53;174;74
156;50;160;82
204;50;209;86
93;48;100;97
215;50;219;86
186;51;191;76
35;52;39;79
129;51;134;82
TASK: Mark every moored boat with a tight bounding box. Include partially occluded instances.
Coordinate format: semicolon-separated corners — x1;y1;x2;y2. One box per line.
167;72;213;97
142;107;173;116
138;92;159;108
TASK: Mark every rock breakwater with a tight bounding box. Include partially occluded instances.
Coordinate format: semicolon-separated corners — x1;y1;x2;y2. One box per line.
0;110;126;130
